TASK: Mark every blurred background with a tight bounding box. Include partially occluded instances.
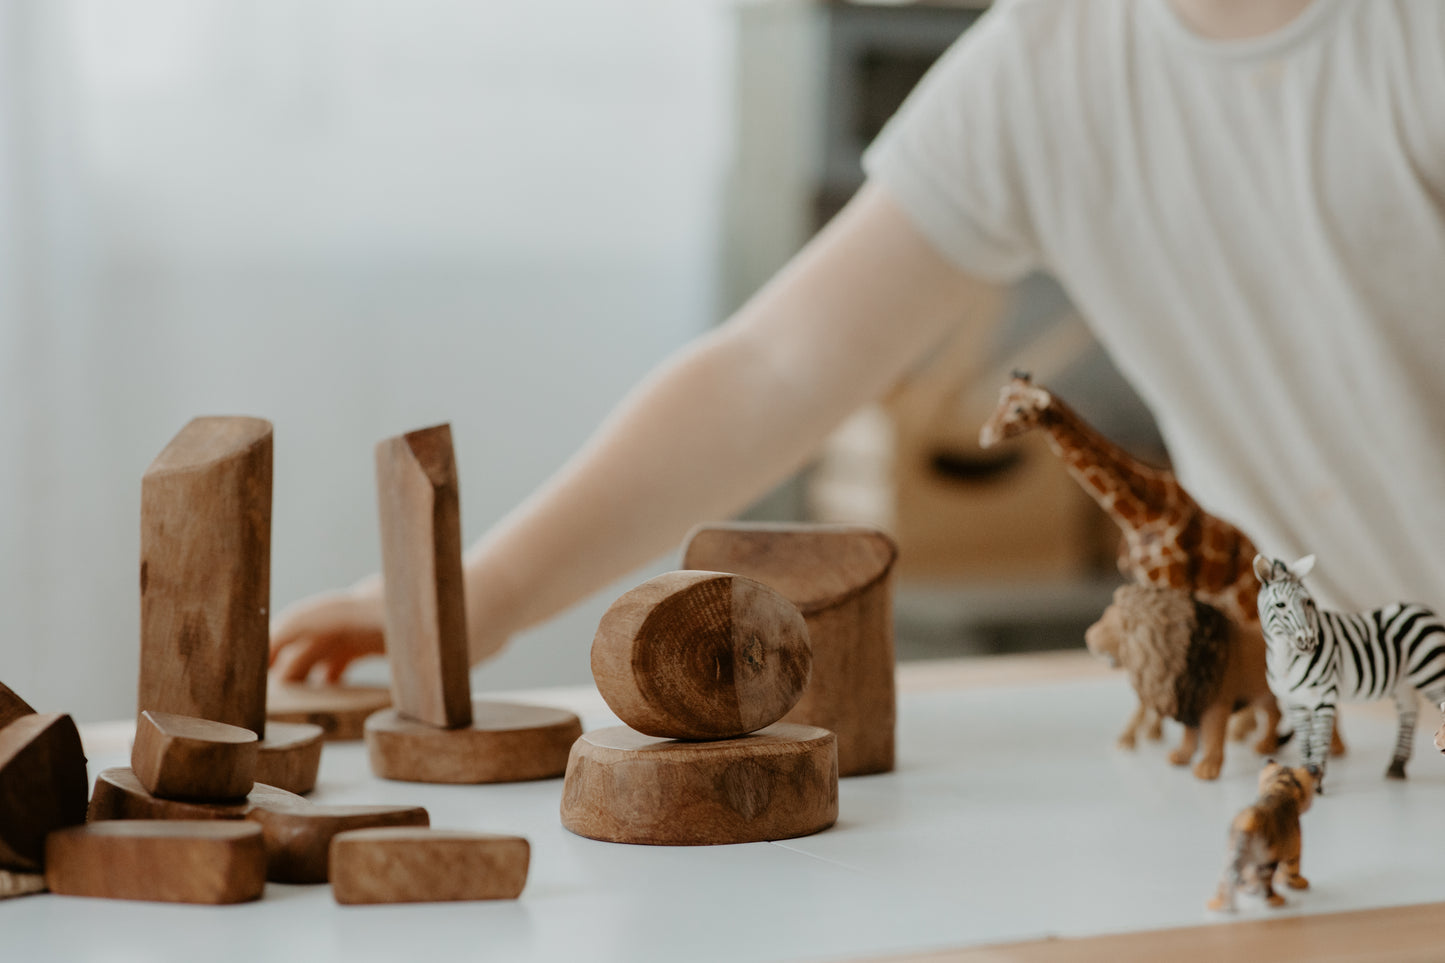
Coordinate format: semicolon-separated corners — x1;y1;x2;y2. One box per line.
0;0;1161;722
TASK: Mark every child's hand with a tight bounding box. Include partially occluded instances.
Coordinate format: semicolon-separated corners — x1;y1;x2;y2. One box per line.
268;580;386;683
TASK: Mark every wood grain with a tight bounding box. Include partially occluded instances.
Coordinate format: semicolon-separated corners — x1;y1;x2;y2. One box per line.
592;570;810;740
139;416;273;737
253;721;325;795
0;680;35;731
88;767;304;822
0;713;89;871
0;868;45;900
45;821;266;905
329;828;529;904
560;722;838;845
365;699;581;783
375;424;473;729
132;710;258;801
683;523;899;775
267;683;392;741
247;803;429;883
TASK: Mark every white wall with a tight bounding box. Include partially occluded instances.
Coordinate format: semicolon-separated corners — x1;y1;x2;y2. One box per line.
0;0;741;720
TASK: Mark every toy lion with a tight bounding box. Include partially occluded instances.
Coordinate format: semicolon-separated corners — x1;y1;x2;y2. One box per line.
1207;761;1317;911
1085;584;1283;780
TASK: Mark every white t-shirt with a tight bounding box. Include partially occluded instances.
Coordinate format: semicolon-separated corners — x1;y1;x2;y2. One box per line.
864;0;1445;613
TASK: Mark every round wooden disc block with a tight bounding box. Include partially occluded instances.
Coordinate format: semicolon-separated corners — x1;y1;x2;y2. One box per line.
254;722;325;795
266;684;392;742
561;723;838;846
365;700;582;784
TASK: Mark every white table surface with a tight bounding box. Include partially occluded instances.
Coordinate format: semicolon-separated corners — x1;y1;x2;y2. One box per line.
9;656;1445;963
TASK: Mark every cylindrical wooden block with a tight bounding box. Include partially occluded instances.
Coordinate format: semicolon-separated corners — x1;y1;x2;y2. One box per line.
365;700;582;784
132;711;259;802
592;571;810;740
0;713;89;872
683;524;899;776
330;828;530;904
254;721;325;795
560;723;838;846
45;821;266;905
267;683;392;741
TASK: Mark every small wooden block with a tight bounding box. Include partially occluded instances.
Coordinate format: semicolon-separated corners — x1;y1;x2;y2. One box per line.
139;416;273;736
267;683;392;741
330;828;529;904
0;868;46;900
254;721;325;795
683;523;899;776
88;767;304;822
375;424;473;729
247;803;430;883
0;713;89;871
560;723;838;846
0;680;36;731
132;711;258;802
45;821;266;904
365;700;581;784
591;571;811;740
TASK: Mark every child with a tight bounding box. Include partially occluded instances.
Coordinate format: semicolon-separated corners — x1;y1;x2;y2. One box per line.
271;0;1445;682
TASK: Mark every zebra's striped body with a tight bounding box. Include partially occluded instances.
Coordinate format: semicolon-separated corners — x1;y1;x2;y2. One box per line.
1255;554;1445;785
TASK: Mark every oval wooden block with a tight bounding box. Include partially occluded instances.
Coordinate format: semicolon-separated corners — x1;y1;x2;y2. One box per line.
592;571;811;740
365;700;582;784
254;721;325;795
0;713;89;871
330;828;529;904
267;683;392;741
247;804;430;884
88;767;304;823
132;711;258;802
560;722;838;846
45;821;265;904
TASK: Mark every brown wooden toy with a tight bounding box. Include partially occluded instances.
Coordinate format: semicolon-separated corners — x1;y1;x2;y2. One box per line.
367;424;582;783
138;416;325;795
246;801;429;884
561;722;837;846
0;869;45;900
267;683;392;741
132;711;259;802
1084;585;1283;780
591;570;810;740
253;721;324;795
1207;762;1316;912
329;828;529;904
45;821;266;905
682;523;897;776
0;680;35;731
0;713;89;871
88;767;305;823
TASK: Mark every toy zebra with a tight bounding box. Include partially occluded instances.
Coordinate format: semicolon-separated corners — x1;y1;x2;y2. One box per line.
1253;554;1445;788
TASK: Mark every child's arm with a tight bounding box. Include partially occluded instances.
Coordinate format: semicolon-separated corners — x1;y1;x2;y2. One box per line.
269;181;1004;680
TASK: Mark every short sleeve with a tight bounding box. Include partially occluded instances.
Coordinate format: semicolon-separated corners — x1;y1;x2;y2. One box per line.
862;2;1041;282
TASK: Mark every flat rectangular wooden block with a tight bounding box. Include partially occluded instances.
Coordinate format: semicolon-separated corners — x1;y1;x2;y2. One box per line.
0;713;89;872
45;821;266;904
329;828;528;904
132;711;259;802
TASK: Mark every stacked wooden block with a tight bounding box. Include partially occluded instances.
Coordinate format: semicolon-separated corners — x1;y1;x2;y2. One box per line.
0;682;87;900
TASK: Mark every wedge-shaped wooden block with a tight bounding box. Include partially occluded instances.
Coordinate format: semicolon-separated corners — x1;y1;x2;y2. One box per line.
88;767;304;823
132;711;258;802
267;683;391;741
254;721;325;795
330;828;528;904
0;680;35;731
592;571;810;740
0;868;46;900
365;700;581;784
561;723;837;846
139;416;273;736
375;424;472;729
0;713;89;871
246;800;429;883
46;821;265;904
683;523;899;776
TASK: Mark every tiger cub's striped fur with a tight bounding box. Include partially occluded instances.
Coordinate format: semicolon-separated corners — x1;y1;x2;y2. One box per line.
1207;761;1316;911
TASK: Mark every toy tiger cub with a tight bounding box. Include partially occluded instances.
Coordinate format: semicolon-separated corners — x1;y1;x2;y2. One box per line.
1207;761;1318;911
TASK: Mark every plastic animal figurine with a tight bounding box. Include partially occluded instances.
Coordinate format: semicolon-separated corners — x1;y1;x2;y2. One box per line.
1255;554;1445;788
1085;584;1283;779
1207;761;1317;912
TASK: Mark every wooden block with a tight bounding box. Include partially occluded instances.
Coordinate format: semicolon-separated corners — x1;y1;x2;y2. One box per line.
139;416;273;736
45;821;265;904
88;767;304;822
132;711;258;802
683;523;899;776
0;680;36;731
254;721;325;795
330;828;529;904
591;571;810;740
0;868;46;900
365;700;581;784
247;803;430;883
267;683;392;741
0;713;89;871
561;722;837;846
374;424;472;729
